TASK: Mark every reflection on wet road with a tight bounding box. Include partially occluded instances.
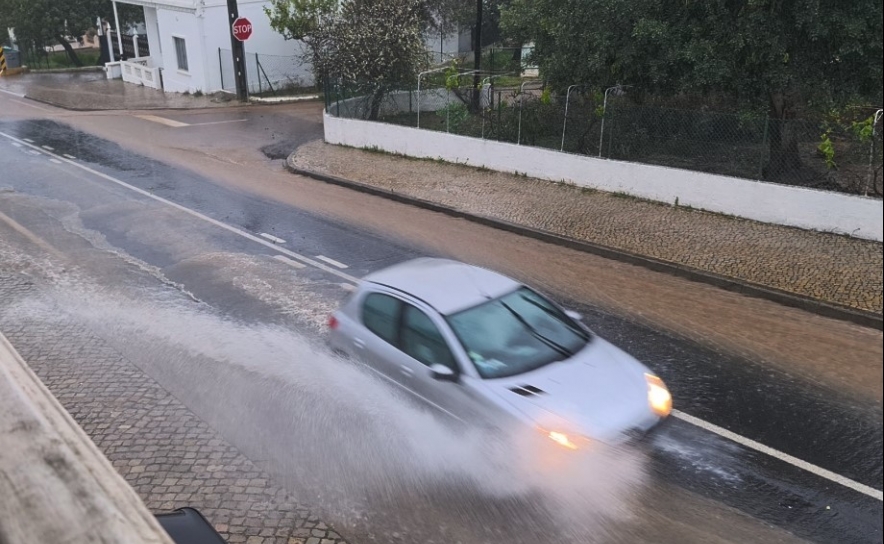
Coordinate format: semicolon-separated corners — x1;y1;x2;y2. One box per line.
1;117;881;543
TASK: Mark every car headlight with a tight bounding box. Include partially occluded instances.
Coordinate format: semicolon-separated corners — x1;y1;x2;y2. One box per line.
645;373;672;417
536;427;581;450
547;430;579;450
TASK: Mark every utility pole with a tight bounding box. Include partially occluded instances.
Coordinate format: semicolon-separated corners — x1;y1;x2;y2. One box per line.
472;0;483;112
226;0;248;101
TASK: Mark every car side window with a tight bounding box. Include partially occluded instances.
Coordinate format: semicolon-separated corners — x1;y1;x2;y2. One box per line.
401;305;456;370
362;293;400;344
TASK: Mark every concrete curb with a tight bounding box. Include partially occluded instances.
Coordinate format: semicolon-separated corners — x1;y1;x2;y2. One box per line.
18;94;237;112
249;94;320;104
28;66;106;74
0;332;174;543
285;156;883;331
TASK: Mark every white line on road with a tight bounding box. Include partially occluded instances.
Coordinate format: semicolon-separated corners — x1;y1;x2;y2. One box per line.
49;158;62;164
11;99;54;112
0;88;26;98
273;255;306;269
41;145;55;151
315;255;349;269
186;119;248;127
672;409;883;501
27;150;41;155
2;128;880;503
260;233;287;244
10;142;21;147
63;154;77;160
0;130;358;286
22;138;34;143
134;115;190;128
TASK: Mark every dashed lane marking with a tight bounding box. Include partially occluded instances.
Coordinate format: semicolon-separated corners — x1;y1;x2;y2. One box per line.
273;255;306;269
49;158;62;164
315;255;349;269
260;233;286;244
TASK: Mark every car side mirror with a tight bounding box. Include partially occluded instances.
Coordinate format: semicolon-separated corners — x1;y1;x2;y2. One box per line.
429;364;458;382
565;310;583;321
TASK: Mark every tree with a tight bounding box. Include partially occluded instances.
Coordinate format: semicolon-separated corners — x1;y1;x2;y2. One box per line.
0;0;142;66
501;0;883;180
266;0;430;120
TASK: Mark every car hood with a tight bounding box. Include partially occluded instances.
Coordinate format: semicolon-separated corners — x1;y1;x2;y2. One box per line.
487;338;654;442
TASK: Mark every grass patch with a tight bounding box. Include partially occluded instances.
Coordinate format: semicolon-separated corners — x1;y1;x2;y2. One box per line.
33;48;101;69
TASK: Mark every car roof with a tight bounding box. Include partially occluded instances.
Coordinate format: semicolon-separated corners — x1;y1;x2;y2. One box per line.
362;258;520;315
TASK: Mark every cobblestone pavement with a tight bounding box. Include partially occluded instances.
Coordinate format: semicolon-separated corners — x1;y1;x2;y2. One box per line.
290;140;883;315
0;274;347;544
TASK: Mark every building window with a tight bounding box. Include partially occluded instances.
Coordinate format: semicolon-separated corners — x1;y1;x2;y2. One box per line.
173;37;188;72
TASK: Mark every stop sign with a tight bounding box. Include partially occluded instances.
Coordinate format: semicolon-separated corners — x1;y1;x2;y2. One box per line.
232;17;252;41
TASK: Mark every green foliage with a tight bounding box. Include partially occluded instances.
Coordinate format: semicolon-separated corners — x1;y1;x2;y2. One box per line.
817;132;836;169
501;0;883;116
437;102;469;132
0;0;141;65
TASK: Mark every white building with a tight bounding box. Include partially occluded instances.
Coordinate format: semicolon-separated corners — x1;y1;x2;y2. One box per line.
109;0;312;94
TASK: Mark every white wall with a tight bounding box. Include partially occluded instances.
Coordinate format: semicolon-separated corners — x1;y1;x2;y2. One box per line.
324;111;884;241
153;1;311;93
143;7;163;69
155;8;202;92
200;1;312;93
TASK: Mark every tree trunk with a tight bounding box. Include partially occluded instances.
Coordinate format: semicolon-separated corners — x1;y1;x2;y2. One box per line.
763;91;802;181
368;87;385;121
56;35;84;67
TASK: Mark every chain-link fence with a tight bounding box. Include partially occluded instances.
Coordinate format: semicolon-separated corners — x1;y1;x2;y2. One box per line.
219;49;314;97
327;80;883;197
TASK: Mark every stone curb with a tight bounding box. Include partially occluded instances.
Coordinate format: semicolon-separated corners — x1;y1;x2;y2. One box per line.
17;94;237;112
28;66;106;74
285;154;883;331
249;94;320;104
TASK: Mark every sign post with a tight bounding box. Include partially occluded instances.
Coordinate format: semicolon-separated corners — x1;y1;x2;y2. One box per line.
226;0;250;101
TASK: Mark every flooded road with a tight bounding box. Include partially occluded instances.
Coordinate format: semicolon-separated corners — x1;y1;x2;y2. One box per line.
1;115;881;543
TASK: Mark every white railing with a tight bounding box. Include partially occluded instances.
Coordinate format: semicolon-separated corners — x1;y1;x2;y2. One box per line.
120;57;162;90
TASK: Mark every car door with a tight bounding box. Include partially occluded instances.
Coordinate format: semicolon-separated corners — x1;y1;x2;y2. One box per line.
355;291;407;384
397;303;500;426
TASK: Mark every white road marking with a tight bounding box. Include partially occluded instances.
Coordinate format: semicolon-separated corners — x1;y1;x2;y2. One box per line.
41;145;55;151
0;130;358;285
186;119;248;127
22;138;34;143
10;142;21;148
27;150;41;155
341;283;356;291
315;255;349;269
273;255;306;269
63;154;77;160
49;158;62;164
11;99;54;112
260;233;286;244
672;409;883;501
0;88;26;98
134;115;190;128
3;127;880;503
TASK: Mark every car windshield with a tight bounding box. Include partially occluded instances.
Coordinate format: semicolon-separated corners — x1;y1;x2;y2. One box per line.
445;287;590;379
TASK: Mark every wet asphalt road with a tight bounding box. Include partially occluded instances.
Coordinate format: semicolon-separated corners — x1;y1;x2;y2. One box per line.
1;117;882;543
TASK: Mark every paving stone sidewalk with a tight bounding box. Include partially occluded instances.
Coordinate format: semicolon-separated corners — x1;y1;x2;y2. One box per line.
0;274;347;544
0;72;235;110
290;140;883;316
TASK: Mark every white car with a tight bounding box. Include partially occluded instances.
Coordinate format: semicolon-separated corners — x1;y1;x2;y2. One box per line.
328;258;671;448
